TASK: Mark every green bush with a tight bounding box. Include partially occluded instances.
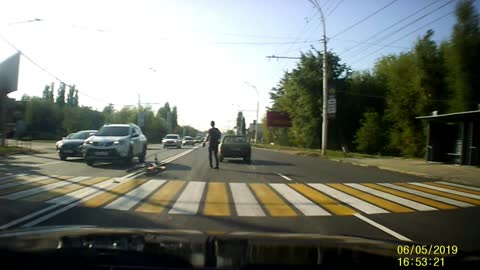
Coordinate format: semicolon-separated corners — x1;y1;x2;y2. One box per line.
354;111;384;154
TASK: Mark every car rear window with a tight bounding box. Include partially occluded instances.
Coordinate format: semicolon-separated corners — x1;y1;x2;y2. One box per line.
70;131;94;140
165;135;178;139
223;137;246;144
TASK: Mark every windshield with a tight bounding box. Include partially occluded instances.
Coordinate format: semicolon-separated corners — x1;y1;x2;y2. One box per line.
95;127;129;136
69;131;94;140
2;0;480;263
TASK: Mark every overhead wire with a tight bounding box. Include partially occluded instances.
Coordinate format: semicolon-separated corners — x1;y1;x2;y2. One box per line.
349;9;455;65
330;0;399;38
341;0;455;59
326;0;345;17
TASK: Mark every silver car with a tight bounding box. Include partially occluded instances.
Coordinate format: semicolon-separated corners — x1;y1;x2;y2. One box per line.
83;123;148;166
162;134;181;149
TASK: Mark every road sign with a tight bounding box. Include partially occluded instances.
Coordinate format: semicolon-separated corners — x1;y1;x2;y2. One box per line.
327;95;336;115
266;111;292;128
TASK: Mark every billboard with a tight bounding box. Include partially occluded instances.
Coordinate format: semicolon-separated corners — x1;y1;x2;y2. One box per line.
266;111;292;128
0;52;20;94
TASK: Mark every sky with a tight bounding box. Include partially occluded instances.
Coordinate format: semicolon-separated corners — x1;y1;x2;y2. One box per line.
0;0;473;131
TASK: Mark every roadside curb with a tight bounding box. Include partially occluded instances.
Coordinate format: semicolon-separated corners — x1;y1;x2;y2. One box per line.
331;158;480;186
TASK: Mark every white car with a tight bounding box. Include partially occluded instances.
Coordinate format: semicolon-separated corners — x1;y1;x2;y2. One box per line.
162;134;181;149
83;123;148;166
182;136;195;146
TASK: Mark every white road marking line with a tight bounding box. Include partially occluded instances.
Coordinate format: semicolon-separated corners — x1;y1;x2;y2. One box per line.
308;183;389;214
104;180;166;210
229;183;265;217
1;176;90;200
346;183;436;211
0;204;60;230
354;214;412;242
169;182;205;215
162;148;196;163
411;182;480;199
276;173;292;182
270;184;330;216
0;175;50;190
0;174;27;182
21;181;122;228
437;181;480;192
35;161;64;166
379;183;473;207
47;178;118;205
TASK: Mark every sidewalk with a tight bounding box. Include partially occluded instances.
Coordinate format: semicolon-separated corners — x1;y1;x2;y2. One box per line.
332;157;480;187
5;139;56;154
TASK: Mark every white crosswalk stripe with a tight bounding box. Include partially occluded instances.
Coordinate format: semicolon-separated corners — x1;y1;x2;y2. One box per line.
47;178;118;205
410;182;480;199
229;183;265;216
270;184;330;216
437;181;480;192
169;182;206;215
1;176;90;200
0;176;50;190
308;183;389;214
0;174;27;183
104;180;166;210
346;183;436;211
379;183;474;207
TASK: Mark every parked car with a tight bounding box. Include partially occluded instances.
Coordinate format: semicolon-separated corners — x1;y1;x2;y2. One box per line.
182;136;195;146
162;134;181;149
219;135;251;163
56;130;97;160
83;123;148;166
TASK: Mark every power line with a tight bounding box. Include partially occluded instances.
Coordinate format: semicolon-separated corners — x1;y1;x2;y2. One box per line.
0;31;119;106
326;0;344;17
329;37;410;49
349;10;455;65
338;0;444;57
331;0;399;38
343;0;454;60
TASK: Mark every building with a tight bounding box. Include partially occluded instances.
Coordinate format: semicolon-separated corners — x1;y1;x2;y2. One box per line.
416;110;480;166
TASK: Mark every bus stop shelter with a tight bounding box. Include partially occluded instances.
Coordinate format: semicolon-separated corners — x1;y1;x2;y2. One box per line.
416;110;480;166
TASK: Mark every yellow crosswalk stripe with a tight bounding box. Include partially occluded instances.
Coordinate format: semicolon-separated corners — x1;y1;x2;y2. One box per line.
81;178;148;207
0;176;73;196
328;184;414;213
135;180;185;213
289;184;356;215
249;183;296;217
24;177;110;202
397;183;480;205
203;182;231;216
364;183;456;210
426;182;480;196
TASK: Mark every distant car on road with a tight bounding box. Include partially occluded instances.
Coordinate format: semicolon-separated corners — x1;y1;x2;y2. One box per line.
162;134;181;149
219;135;251;163
56;130;97;160
83;123;148;166
182;136;195;146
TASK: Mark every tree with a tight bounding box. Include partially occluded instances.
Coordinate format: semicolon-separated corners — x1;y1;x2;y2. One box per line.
42;85;54;103
354;111;383;154
171;106;178;130
56;82;66;107
445;0;480;112
415;30;448;113
67;85;77;108
225;129;235;135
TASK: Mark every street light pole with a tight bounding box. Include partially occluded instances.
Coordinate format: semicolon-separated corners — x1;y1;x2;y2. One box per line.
309;0;328;156
245;82;259;144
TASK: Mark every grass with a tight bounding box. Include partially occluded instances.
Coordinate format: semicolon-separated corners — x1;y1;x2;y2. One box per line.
253;143;378;159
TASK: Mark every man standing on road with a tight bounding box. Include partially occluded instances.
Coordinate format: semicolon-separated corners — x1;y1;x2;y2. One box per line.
203;120;221;169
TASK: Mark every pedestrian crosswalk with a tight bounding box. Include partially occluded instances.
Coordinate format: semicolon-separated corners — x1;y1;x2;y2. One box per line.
1;174;480;218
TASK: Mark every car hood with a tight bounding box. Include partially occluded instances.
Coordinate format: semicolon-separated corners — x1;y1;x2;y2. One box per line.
60;139;86;145
0;226;478;268
89;136;129;142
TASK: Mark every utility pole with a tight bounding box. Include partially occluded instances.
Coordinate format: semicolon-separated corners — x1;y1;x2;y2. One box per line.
267;0;328;155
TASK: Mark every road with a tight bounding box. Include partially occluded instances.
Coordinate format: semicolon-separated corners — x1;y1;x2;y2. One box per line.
1;143;479;252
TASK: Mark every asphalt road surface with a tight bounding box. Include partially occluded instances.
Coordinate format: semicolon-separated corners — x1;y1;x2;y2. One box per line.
1;143;479;252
